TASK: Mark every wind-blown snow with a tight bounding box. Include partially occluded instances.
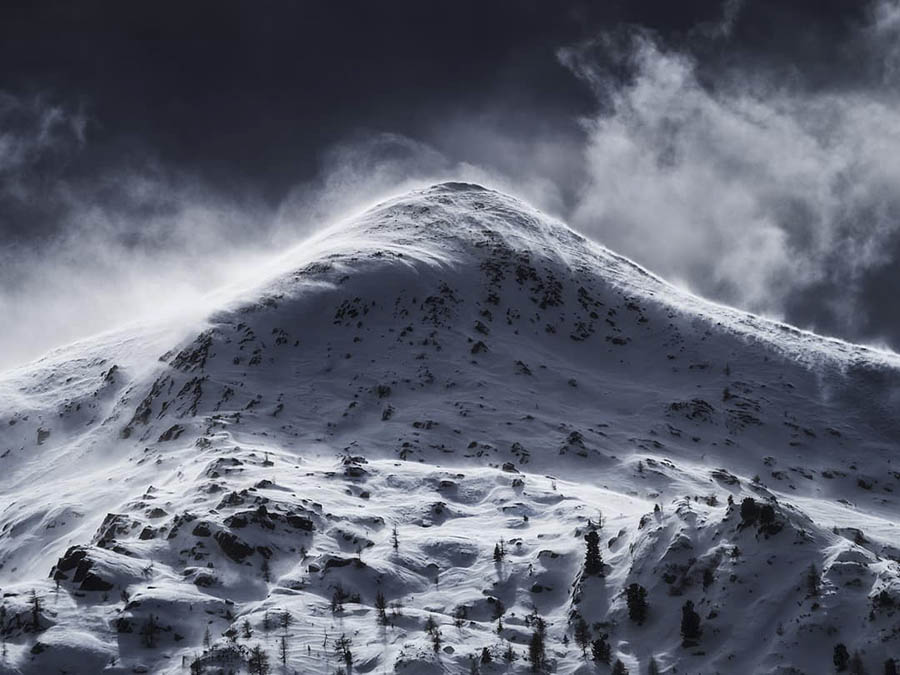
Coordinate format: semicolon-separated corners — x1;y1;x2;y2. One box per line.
1;183;898;674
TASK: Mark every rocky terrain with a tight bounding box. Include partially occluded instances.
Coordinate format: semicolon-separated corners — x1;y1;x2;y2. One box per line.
1;182;899;674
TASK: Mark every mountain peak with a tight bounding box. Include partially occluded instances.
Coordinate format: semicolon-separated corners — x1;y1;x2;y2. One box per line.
1;182;900;675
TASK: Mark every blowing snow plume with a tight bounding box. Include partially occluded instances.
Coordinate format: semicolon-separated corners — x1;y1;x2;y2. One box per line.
559;2;900;352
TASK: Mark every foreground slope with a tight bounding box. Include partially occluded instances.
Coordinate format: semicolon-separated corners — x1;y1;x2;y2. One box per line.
1;182;899;675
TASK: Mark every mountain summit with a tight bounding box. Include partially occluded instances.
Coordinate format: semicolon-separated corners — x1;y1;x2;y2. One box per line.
1;183;899;674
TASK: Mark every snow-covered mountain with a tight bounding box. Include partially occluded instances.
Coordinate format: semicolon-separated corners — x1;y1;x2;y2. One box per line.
2;182;899;675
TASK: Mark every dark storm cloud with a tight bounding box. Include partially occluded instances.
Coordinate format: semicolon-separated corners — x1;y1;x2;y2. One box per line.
2;0;900;367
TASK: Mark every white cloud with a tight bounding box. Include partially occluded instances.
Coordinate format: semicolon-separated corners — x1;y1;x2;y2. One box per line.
557;15;900;337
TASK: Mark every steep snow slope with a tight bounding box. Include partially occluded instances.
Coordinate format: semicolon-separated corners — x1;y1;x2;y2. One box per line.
1;182;899;675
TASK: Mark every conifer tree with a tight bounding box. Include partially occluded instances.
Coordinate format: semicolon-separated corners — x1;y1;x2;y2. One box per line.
503;642;516;663
590;634;611;664
493;541;505;562
248;644;271;675
885;658;898;675
29;590;42;632
834;644;850;672
584;530;603;576
375;591;388;626
431;627;442;653
626;583;648;625
612;658;629;675
681;600;701;644
280;610;292;634
574;615;591;656
453;605;468;629
140;614;159;648
528;629;546;671
334;634;353;671
806;564;820;597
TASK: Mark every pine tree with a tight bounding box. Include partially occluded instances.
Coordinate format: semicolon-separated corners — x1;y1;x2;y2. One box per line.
334;634;353;671
375;591;388;626
29;590;42;632
261;557;271;583
493;541;505;562
248;644;271;675
203;625;211;649
591;634;611;664
807;564;820;597
431;627;442;653
453;605;468;629
331;585;347;614
681;600;701;644
503;642;516;663
885;658;898;675
391;525;399;552
280;610;292;634
626;583;648;625
834;644;850;672
140;614;159;648
648;656;660;675
243;619;252;638
740;497;759;524
849;651;867;675
612;658;630;675
584;529;603;576
528;629;545;671
280;635;288;665
481;647;492;664
574;615;591;656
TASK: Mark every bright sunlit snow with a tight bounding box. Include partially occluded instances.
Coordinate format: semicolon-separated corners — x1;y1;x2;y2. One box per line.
1;183;898;674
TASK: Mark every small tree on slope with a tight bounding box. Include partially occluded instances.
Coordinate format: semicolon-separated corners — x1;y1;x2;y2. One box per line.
247;644;270;675
680;600;701;645
584;530;603;576
834;644;850;672
626;584;648;625
574;615;591;656
591;634;611;664
528;629;545;672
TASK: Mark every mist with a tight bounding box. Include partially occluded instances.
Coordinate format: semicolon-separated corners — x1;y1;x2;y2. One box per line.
558;2;900;350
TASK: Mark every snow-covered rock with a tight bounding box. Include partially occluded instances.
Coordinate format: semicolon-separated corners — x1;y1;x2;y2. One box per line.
1;182;899;674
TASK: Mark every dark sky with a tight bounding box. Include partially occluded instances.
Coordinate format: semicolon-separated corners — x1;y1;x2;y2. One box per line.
2;0;866;202
2;0;898;366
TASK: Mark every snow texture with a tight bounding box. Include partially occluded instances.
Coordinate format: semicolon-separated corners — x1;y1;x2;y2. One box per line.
1;182;899;674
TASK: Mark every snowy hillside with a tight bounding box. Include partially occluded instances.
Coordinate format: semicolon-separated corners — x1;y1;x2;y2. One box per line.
2;182;899;675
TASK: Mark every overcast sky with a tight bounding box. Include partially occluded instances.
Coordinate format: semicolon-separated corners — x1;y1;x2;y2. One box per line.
2;0;899;368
